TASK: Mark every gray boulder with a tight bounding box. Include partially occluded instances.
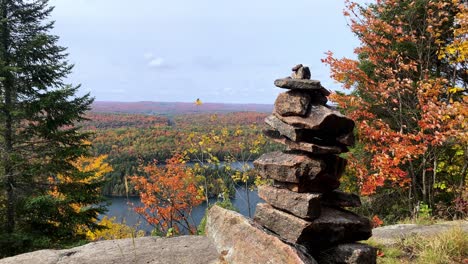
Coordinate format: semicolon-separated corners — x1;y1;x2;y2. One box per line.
0;236;219;264
206;205;317;264
372;220;468;246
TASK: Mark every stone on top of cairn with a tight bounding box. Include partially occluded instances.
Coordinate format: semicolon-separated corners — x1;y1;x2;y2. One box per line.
291;64;312;80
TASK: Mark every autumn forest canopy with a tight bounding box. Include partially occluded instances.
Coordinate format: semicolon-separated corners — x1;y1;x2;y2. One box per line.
81;111;279;196
0;0;467;259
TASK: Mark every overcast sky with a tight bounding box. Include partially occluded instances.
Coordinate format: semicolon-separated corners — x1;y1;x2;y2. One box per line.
49;0;363;104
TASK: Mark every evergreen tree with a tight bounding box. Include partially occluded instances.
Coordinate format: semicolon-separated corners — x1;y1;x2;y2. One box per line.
0;0;106;256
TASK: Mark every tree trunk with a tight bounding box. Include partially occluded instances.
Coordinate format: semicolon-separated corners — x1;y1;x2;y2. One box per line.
245;181;251;218
1;0;15;234
422;155;427;204
430;154;438;208
4;127;14;234
204;178;209;206
460;145;468;190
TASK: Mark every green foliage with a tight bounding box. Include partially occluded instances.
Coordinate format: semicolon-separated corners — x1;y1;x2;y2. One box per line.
416;202;433;224
215;198;238;212
0;0;107;257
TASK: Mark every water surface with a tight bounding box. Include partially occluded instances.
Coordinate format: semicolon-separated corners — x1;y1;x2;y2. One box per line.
104;186;261;233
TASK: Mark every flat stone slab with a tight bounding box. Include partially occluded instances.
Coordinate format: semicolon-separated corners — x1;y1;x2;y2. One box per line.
274;91;311;117
256;152;346;193
206;205;317;264
258;187;361;219
274;78;330;96
264;115;351;150
321;190;362;208
254;203;372;248
254;151;325;183
274;105;355;145
265;115;306;142
315;243;377;264
255;203;312;245
0;236;219;264
264;130;346;154
269;160;345;192
258;185;321;220
272;181;335;193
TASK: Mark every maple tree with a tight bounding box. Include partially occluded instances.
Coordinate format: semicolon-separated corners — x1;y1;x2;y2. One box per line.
323;0;467;215
130;154;202;236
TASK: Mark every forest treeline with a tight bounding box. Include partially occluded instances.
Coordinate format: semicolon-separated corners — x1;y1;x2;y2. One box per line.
80;112;281;196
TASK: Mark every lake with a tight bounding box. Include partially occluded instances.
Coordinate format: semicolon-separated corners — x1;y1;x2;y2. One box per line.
104;186;261;233
185;161;253;171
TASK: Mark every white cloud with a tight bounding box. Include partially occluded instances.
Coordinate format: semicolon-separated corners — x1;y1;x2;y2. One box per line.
143;52;170;69
148;57;165;68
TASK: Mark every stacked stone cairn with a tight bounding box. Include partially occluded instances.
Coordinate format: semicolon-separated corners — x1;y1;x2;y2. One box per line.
253;64;377;263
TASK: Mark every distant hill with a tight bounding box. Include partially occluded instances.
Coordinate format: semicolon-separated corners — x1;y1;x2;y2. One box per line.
91;101;273;115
